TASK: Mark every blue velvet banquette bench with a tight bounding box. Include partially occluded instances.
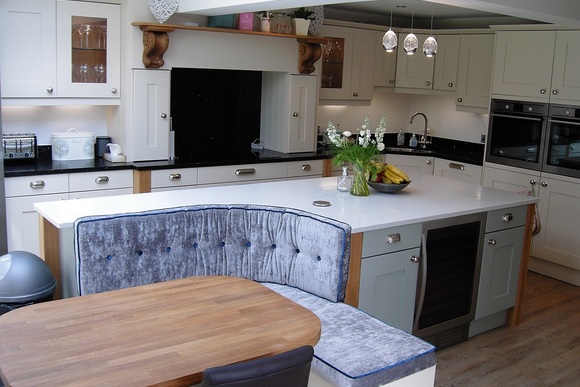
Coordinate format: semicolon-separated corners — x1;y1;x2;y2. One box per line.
74;204;436;387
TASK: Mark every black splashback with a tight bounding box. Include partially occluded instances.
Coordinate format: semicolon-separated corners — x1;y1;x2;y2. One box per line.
170;68;262;161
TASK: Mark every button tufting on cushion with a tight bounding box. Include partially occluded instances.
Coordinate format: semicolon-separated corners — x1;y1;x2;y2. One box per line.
193;242;198;248
220;242;226;247
317;256;322;261
295;248;300;253
137;250;143;256
165;247;171;252
245;241;251;247
106;254;113;261
271;244;277;249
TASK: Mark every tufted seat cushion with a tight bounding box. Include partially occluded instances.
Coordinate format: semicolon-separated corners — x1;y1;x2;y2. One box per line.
74;204;351;301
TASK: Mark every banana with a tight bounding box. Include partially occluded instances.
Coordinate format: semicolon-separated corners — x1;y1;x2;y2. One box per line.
384;169;404;184
381;176;393;184
385;164;410;183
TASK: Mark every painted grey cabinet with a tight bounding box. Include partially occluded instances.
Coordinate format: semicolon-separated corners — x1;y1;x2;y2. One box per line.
359;223;422;333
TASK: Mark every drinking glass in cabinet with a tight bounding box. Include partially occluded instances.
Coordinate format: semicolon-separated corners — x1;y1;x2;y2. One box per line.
70;16;107;84
321;38;344;89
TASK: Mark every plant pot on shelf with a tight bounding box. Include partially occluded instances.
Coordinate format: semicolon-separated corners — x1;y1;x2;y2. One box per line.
293;18;311;36
260;19;271;32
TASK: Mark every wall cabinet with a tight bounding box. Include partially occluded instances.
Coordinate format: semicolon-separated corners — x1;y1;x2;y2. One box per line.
455;34;494;112
5;170;132;256
358;224;422;333
133;70;171;161
434;158;482;185
432;35;460;92
319;25;376;101
373;31;397;88
382;154;434;181
492;30;580;104
261;74;317;153
0;0;120;102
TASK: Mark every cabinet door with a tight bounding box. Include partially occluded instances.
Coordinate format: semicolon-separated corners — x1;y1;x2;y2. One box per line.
319;25;354;100
476;226;524;319
133;70;171;161
549;31;580;104
374;31;397;88
433;35;460;92
359;248;420;333
383;154;434;180
0;0;56;97
533;175;580;270
456;34;494;112
6;194;69;256
395;34;434;90
288;75;317;152
482;164;540;196
434;158;482;185
350;28;376;100
56;0;121;98
492;31;556;102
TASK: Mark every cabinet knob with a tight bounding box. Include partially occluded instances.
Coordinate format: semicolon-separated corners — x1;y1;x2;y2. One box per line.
168;173;181;181
95;176;110;184
386;233;401;244
488;239;497;246
425;81;431;86
502;213;513;222
540;89;546;94
530;179;537;185
457;98;463;103
389;80;394;84
111;88;118;94
46;87;54;93
353;92;359;97
541;181;548;187
292;112;299;117
426;160;431;165
552;89;559;95
30;181;46;189
301;164;311;171
448;82;454;88
410;256;420;263
161;113;167;118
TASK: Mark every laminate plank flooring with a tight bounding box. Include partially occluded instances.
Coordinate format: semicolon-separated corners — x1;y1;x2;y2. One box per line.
435;271;580;387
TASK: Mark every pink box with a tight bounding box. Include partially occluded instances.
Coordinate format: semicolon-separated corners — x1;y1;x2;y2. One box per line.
238;13;254;31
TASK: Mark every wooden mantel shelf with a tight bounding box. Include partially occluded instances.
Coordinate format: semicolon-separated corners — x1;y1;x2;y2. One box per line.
132;22;330;74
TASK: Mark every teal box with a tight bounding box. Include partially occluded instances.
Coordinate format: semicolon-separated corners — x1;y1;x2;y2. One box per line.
208;14;236;28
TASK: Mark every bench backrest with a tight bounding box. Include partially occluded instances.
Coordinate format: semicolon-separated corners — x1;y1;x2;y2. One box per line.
74;204;351;302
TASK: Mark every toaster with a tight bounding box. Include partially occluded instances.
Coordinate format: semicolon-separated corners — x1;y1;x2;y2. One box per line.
3;133;37;160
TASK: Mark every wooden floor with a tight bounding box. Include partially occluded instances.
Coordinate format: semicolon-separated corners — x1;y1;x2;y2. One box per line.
435;271;580;386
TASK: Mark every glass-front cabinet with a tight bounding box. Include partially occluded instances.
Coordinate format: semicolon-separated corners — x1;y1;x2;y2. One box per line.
57;0;120;98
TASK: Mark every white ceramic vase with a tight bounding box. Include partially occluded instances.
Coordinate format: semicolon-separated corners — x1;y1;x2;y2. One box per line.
260;19;271;32
293;18;310;36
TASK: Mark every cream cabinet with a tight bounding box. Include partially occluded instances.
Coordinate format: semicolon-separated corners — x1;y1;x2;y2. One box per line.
261;74;317;153
68;170;133;198
0;0;120;103
133;70;171;161
151;168;198;192
197;163;288;186
382;154;434;181
432;34;460;92
455;34;494;113
373;31;397;88
434;158;482;185
492;30;580;104
287;160;324;179
319;25;376;101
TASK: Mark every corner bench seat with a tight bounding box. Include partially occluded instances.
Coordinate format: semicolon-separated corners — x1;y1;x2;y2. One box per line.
74;204;435;387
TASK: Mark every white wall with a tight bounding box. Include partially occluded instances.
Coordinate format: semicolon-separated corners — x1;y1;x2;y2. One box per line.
316;89;488;143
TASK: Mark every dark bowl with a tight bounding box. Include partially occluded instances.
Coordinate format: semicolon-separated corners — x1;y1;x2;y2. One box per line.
368;181;411;193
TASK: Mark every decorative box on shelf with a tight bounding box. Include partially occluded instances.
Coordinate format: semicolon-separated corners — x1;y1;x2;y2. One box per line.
238;13;254;31
207;14;235;29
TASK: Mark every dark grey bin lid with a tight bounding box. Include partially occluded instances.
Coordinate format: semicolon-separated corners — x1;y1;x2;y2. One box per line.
0;251;57;303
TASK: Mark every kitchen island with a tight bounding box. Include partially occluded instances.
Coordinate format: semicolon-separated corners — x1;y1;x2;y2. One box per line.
34;174;537;328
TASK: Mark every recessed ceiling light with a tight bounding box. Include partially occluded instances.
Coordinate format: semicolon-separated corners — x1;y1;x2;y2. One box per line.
396;5;407;9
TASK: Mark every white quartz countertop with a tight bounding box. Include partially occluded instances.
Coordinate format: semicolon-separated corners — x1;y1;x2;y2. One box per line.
34;175;538;233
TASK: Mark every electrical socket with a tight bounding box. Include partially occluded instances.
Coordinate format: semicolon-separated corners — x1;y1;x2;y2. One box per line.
481;134;486;143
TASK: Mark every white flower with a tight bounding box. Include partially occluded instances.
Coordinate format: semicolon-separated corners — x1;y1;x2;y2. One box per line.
343;131;352;137
377;143;385;151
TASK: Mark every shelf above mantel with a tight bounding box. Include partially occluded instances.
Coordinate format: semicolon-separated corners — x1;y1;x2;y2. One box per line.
132;22;330;74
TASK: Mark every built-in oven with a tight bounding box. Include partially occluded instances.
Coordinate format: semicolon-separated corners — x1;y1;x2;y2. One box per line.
486;99;549;171
542;104;580;179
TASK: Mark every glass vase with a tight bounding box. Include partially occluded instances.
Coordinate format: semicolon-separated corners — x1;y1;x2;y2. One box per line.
350;162;370;196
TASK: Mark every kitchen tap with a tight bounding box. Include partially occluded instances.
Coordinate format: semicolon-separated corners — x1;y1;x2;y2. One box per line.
409;112;431;149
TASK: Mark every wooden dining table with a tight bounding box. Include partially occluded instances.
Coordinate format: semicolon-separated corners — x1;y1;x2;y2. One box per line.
0;276;322;387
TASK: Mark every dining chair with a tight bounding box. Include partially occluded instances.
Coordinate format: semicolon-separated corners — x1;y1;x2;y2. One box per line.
201;345;314;387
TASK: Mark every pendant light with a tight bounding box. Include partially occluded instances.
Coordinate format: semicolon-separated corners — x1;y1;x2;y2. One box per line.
403;2;418;55
382;4;397;52
423;11;438;57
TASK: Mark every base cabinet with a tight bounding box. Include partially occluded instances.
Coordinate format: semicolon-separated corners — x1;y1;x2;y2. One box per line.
434;158;482;185
382;154;434;181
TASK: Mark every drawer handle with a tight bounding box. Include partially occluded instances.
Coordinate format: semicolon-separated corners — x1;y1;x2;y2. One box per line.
301;164;311;171
30;181;46;189
449;162;465;170
502;213;513;222
95;176;110;184
235;168;256;176
386;233;401;244
169;173;182;181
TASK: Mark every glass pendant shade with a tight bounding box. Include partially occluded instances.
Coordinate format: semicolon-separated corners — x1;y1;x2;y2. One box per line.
403;33;418;55
423;35;438;57
382;29;398;52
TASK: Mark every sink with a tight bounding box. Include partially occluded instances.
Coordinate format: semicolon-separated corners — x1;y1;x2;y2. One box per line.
385;147;435;155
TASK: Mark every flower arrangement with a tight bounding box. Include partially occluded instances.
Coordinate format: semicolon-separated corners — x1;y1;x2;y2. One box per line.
292;7;315;20
327;117;387;196
256;11;274;20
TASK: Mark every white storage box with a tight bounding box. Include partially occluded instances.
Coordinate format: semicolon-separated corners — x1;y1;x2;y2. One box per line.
51;128;94;160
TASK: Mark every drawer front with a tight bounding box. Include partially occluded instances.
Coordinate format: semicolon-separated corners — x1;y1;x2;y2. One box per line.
5;174;69;197
362;223;422;257
151;168;198;189
69;170;133;192
485;205;528;233
198;163;288;185
287;160;323;177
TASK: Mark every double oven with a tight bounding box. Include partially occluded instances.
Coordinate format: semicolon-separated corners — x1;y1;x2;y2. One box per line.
486;98;580;178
